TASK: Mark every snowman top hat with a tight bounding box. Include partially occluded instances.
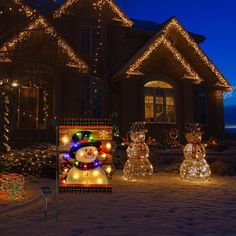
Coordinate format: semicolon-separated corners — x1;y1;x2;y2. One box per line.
69;131;102;159
184;123;203;134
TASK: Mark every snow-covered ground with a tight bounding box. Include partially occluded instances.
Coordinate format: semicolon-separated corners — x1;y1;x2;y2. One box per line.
0;171;236;236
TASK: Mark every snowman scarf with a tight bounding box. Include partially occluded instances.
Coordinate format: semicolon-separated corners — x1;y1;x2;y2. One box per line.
75;159;101;170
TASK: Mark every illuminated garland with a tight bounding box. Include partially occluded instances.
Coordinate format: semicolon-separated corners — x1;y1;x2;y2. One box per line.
0;16;88;72
43;90;49;126
0;79;50;149
92;0;104;75
127;35;201;83
53;0;133;27
11;0;36;17
3;93;11;152
106;0;133;27
161;18;231;90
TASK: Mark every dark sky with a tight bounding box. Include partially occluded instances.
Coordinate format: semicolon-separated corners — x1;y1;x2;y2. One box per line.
116;0;236;107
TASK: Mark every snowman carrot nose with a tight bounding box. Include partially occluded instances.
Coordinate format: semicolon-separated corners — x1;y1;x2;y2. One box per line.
88;150;93;155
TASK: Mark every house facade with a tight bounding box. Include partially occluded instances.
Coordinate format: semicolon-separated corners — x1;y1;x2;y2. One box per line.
0;0;232;151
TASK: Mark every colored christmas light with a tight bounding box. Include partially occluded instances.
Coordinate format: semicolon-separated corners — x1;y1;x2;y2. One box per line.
0;173;24;199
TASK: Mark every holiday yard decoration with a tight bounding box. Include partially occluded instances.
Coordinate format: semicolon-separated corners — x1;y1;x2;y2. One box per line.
165;128;182;149
65;131;108;185
0;173;24;199
123;122;153;181
59;120;113;192
180;123;211;181
0;144;56;177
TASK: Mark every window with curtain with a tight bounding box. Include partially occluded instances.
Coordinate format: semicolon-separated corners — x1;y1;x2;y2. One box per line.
144;81;176;123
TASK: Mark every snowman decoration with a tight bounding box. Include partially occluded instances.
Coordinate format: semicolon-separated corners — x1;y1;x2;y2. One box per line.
66;131;108;185
180;124;211;181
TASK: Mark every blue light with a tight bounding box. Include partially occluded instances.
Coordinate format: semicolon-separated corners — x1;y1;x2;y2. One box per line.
63;153;70;161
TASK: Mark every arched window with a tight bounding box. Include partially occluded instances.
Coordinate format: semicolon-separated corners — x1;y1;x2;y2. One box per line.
144;81;176;123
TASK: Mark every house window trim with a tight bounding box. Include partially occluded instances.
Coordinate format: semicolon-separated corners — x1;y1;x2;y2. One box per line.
144;80;176;124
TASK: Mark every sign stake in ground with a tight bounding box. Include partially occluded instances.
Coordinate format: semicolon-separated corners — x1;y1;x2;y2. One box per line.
40;186;52;219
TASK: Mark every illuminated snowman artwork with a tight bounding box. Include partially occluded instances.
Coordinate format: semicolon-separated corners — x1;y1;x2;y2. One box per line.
66;131;108;185
180;124;211;181
123;122;153;181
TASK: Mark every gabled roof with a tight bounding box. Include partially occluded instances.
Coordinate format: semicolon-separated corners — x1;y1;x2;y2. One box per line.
115;34;202;83
53;0;133;27
116;17;232;91
0;15;88;72
163;17;231;91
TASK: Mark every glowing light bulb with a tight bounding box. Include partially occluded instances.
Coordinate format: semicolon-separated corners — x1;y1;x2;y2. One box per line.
105;166;112;174
64;168;68;172
61;135;70;145
11;82;18;87
106;142;112;150
93;170;99;177
101;153;106;158
97;178;103;184
80;152;84;157
73;173;79;179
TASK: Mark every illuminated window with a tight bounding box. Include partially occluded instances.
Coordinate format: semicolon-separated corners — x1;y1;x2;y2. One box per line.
144;81;176;123
17;87;46;129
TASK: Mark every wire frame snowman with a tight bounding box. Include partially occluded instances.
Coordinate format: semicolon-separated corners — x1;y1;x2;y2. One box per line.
123;122;153;181
180;123;211;181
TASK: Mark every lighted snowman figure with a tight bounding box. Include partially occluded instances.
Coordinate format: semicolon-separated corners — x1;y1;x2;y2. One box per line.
123;122;153;181
180;123;211;181
66;131;108;185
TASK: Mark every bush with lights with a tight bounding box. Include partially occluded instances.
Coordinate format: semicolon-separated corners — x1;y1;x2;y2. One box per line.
0;143;56;178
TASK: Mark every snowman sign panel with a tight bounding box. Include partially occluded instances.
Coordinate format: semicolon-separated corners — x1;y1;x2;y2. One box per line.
59;120;113;192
